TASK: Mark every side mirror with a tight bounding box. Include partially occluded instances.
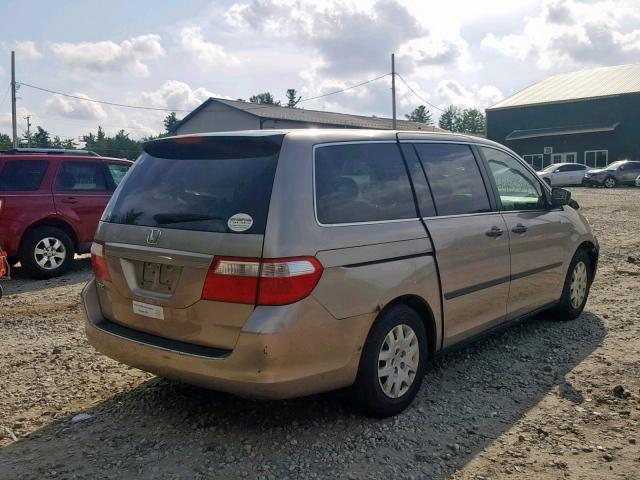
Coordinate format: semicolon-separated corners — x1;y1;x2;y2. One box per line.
551;187;571;207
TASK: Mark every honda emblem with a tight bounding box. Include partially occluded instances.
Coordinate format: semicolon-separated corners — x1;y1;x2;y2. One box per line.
146;228;162;245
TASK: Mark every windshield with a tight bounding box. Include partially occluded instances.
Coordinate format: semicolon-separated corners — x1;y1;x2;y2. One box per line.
540;164;558;172
102;135;283;234
604;161;625;170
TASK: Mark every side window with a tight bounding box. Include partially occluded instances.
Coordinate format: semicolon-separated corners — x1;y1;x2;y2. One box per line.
480;147;546;211
413;143;491;216
54;161;108;192
399;144;436;217
315;143;416;224
107;163;130;188
0;160;48;191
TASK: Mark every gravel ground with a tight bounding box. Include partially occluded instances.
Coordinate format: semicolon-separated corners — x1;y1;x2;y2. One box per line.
1;188;639;480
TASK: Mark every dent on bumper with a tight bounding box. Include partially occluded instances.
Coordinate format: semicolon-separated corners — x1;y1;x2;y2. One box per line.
82;279;372;399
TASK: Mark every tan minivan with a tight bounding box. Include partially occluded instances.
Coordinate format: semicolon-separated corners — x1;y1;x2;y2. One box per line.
82;130;599;416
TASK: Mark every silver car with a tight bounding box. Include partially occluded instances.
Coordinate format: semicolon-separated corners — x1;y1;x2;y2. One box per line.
537;162;588;186
82;130;599;417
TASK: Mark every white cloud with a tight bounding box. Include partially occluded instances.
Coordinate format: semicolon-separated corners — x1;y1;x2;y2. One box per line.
137;80;227;111
50;34;164;77
45;93;106;121
14;41;43;61
433;80;503;110
481;0;640;70
180;26;240;65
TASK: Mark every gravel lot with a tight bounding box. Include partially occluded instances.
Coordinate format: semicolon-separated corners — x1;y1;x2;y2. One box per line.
1;188;639;480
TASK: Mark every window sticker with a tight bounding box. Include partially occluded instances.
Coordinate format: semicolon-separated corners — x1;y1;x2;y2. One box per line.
227;213;254;232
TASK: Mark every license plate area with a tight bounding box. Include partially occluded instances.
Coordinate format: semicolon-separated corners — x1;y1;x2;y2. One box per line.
132;300;164;320
138;261;181;294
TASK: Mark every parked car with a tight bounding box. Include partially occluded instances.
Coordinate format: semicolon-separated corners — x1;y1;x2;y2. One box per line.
583;160;640;188
0;149;132;278
635;174;640;187
82;130;599;417
537;162;588;186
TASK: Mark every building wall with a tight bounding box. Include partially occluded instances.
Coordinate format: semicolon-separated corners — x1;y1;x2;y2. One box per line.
486;93;640;168
175;102;260;135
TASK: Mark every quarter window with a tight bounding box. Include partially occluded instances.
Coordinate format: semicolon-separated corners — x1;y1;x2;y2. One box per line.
413;143;491;216
107;163;130;187
315;143;416;224
0;160;48;191
54;161;108;191
481;147;546;211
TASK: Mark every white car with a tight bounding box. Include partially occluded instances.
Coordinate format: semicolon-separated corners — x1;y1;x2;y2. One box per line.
537;162;588;186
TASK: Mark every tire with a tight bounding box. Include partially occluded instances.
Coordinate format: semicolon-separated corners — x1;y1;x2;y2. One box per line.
552;250;592;320
603;176;616;188
18;227;75;279
348;304;428;417
7;256;19;267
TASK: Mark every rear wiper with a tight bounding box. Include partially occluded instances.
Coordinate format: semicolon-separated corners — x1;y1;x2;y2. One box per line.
153;213;224;224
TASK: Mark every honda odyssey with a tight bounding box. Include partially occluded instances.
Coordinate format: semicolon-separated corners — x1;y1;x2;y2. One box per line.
82;130;599;417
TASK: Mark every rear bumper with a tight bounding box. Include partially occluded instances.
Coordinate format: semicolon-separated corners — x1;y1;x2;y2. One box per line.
82;279;372;399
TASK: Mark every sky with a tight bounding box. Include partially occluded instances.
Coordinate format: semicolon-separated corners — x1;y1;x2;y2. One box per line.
1;0;639;142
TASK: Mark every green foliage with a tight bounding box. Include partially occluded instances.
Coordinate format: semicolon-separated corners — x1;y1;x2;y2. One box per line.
163;112;180;134
405;105;433;125
0;132;11;149
438;106;486;135
249;92;280;105
82;127;143;160
286;89;301;108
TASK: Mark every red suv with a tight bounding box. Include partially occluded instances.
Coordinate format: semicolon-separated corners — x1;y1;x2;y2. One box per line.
0;149;132;278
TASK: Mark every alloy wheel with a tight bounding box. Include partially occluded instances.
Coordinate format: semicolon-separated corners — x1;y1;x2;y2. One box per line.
34;237;67;270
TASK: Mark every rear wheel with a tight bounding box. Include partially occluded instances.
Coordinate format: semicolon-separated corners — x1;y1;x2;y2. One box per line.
604;176;616;188
552;250;592;320
18;227;75;279
348;304;428;417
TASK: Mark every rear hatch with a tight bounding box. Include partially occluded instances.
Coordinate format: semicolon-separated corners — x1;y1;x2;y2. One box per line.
94;134;284;350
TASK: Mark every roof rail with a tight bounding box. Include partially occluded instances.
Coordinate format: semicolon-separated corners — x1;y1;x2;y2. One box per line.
0;148;100;156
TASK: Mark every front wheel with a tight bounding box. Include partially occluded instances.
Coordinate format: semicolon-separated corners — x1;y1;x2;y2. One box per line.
603;176;616;188
348;304;428;417
18;227;75;279
552;250;592;320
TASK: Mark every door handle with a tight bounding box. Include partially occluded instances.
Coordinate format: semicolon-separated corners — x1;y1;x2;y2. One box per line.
485;226;504;238
61;198;78;204
511;223;528;234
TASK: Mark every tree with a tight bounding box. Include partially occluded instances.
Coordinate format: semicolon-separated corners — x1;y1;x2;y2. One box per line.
30;126;51;148
249;92;280;105
405;105;433;125
438;105;462;132
285;89;301;108
163;112;180;134
0;132;11;149
82;126;142;160
458;108;486;135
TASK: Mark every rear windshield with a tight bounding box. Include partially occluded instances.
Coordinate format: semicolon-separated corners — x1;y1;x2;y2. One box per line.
0;160;48;191
102;135;283;234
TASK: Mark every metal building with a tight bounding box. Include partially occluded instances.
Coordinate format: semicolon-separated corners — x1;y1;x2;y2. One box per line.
486;63;640;170
171;97;442;135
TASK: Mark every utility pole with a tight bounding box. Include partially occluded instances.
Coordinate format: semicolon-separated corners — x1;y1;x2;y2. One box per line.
11;51;18;148
24;115;31;147
391;53;397;130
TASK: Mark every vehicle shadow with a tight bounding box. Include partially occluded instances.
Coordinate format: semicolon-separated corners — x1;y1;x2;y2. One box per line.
0;311;605;480
2;257;92;296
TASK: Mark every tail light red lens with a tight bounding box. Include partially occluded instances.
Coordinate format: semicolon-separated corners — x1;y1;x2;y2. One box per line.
201;256;323;306
90;241;111;281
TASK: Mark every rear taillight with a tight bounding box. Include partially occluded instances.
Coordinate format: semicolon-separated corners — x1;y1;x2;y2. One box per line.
202;256;323;306
90;241;111;281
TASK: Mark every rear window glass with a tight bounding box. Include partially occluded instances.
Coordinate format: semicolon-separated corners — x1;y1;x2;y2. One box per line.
0;160;48;191
107;163;130;187
103;136;282;234
315;143;416;224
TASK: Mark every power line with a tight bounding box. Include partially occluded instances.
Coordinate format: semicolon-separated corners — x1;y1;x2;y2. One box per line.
298;73;391;103
395;73;445;113
16;72;392;115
